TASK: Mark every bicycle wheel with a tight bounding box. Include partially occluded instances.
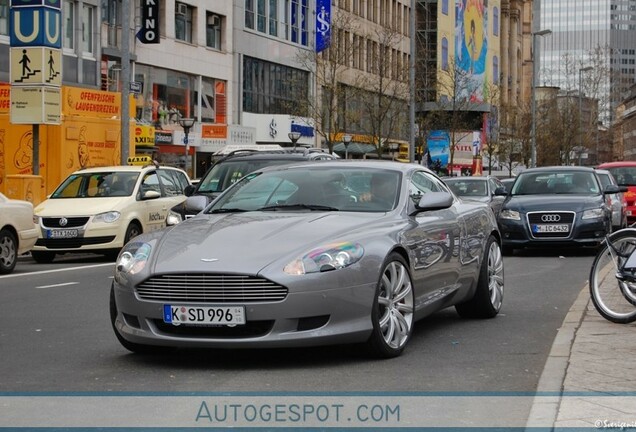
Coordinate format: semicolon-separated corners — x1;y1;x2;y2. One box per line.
589;229;636;324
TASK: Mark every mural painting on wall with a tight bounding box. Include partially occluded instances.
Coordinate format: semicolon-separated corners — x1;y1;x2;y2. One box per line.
14;130;33;173
0;129;4;187
456;0;488;103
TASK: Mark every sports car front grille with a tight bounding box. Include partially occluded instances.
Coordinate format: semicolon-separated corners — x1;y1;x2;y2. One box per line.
42;217;89;228
136;274;288;303
153;320;274;338
527;211;575;239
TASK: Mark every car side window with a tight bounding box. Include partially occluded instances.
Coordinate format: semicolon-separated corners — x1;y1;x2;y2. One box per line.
157;170;180;197
409;171;443;204
488;178;502;194
140;172;161;197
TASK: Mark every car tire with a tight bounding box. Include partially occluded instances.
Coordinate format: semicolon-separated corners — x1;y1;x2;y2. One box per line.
366;252;414;358
31;250;56;264
109;284;164;354
124;222;142;244
456;235;504;319
0;228;18;274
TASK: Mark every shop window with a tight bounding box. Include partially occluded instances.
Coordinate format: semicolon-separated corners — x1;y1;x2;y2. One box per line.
206;12;222;50
175;2;193;43
82;4;95;55
0;0;8;36
64;0;74;50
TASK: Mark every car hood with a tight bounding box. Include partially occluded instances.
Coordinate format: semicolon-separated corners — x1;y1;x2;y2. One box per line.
504;194;603;212
34;197;130;216
461;196;490;204
151;212;384;274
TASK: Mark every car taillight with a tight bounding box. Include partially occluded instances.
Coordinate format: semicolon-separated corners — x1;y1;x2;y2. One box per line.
624;190;636;203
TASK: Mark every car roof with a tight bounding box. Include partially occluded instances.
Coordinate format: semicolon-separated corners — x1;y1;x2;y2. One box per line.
73;165;185;174
520;166;597;173
597;161;636;168
217;148;336;161
257;159;432;174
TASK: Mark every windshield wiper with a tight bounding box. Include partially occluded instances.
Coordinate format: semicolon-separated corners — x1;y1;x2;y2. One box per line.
259;204;339;211
208;208;249;214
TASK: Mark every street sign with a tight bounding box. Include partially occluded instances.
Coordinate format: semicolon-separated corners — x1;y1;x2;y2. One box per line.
10;85;60;124
129;81;142;94
9;6;62;48
10;47;61;86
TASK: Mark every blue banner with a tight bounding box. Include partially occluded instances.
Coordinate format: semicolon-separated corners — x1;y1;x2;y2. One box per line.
315;0;331;52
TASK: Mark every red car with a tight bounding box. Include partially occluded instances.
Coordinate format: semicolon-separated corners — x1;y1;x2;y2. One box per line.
597;161;636;224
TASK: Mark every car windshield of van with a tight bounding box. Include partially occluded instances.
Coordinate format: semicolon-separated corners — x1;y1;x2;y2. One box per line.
51;172;139;198
605;167;636;186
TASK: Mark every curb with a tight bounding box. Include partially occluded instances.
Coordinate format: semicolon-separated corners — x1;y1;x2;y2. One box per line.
525;284;590;429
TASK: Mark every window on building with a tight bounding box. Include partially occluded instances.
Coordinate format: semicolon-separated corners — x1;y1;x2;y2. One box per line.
0;0;8;36
175;2;193;43
245;0;255;28
493;7;499;36
493;56;499;84
442;37;448;70
243;56;309;115
268;0;278;36
64;0;74;50
257;0;266;32
206;11;222;49
442;0;448;15
82;4;95;55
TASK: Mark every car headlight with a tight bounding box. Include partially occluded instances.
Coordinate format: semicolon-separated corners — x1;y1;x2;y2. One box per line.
284;242;364;275
93;211;121;223
583;208;605;220
499;209;521;220
116;241;152;276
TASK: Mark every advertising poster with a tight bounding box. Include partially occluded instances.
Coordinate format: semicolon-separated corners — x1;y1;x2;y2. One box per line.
455;0;488;102
427;130;450;168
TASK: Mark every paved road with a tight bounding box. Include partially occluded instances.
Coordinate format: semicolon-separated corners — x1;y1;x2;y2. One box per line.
1;248;594;397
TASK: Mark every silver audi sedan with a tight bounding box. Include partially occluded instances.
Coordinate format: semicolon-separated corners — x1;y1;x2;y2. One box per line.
110;161;504;358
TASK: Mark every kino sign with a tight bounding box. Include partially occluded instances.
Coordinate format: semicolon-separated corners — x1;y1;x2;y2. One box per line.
9;0;62;125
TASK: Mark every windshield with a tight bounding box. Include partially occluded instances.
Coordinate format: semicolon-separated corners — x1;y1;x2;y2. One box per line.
51;172;139;198
197;159;298;194
511;171;600;195
205;167;402;213
445;179;488;197
604;167;636;186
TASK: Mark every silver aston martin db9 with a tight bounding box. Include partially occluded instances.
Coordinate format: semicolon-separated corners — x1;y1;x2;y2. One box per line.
110;161;504;358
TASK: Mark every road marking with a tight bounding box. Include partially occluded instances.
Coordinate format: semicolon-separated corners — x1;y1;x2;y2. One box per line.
0;262;114;280
36;282;79;289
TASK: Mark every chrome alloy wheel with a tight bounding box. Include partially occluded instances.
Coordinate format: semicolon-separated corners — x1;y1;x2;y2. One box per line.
487;241;504;312
0;234;16;268
377;261;414;349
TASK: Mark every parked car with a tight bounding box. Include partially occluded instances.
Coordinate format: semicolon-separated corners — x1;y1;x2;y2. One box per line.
32;164;190;263
596;161;636;225
111;161;504;358
171;148;338;220
0;193;39;274
595;168;627;231
443;176;508;217
498;166;615;255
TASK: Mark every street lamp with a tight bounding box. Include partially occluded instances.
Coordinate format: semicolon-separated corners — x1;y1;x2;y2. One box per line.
578;66;593;166
342;134;352;159
178;117;195;173
288;131;301;150
531;29;552;168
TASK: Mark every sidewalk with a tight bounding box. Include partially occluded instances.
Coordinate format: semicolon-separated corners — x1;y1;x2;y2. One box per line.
527;284;636;428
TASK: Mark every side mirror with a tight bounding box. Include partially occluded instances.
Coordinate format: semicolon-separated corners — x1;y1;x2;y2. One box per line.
410;192;453;216
184;195;209;214
141;190;161;200
184;184;195;197
166;212;182;226
494;186;508;196
603;184;622;195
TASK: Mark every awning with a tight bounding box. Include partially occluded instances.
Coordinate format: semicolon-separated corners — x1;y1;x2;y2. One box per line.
332;142;378;154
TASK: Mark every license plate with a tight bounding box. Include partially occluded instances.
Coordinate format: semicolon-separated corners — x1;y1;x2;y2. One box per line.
532;224;569;233
47;229;79;238
163;305;246;326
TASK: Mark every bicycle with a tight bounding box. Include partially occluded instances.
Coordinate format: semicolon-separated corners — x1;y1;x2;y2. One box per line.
589;226;636;323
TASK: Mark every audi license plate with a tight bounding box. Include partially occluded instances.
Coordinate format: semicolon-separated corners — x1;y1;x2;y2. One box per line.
47;229;79;238
532;224;569;233
163;305;246;326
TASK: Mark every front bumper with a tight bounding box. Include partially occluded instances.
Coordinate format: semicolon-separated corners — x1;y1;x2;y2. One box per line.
33;222;125;252
111;277;377;349
499;216;607;249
